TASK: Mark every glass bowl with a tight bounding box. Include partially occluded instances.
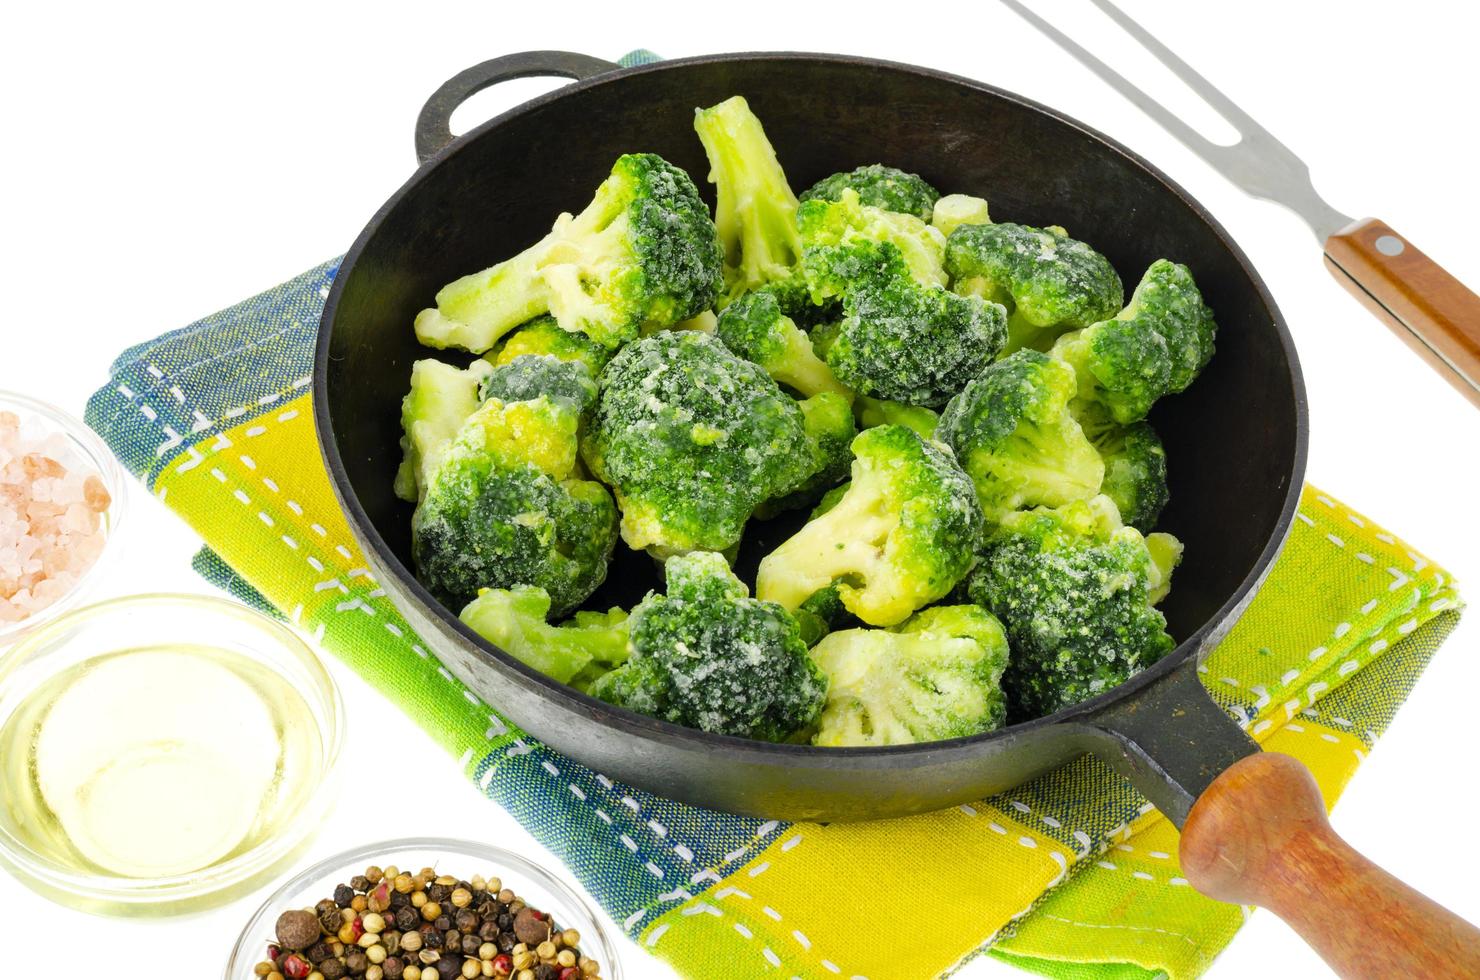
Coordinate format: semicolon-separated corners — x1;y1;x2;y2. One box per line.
226;837;625;980
0;390;128;647
0;593;344;915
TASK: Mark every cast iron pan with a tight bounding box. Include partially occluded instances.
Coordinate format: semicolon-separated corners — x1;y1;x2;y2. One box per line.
315;52;1480;973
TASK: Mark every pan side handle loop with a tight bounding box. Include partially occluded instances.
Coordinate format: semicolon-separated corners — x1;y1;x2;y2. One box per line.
414;52;622;164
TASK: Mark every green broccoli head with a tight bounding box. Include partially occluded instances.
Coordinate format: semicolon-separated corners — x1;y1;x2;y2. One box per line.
488;315;612;375
757;424;984;627
800;164;941;223
394;358;493;503
1051;259;1217;424
478;354;598;416
1077;401;1169;532
590;551;827;741
755;392;858;519
810;603;1010;746
797;188;948;298
582;331;813;556
931;194;991;236
416;153;723;352
854;396;939;440
715;289;852;401
827;269;1008;408
937;349;1105;521
963;495;1175;720
459;585;629;685
945;222;1123;353
413;396;618;617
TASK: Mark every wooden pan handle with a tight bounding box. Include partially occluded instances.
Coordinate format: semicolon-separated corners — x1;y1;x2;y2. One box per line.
1324;218;1480;408
1180;752;1480;978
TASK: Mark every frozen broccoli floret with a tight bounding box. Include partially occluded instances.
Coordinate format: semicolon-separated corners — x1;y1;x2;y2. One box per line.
413;395;618;617
459;585;629;685
854;396;938;440
800;164;941;222
1076;401;1169;532
715;289;852;400
793;583;853;647
478;355;598;416
582;331;812;557
810;604;1010;746
590;551;827;741
1145;531;1183;605
1051;259;1217;424
394;358;493;503
796;188;947;296
488;315;612;375
757;424;983;627
946;222;1123;354
931;193;991;236
938;350;1104;521
755;392;858;518
808;319;843;360
830;269;1008;408
415;153;722;352
694;96;804;306
963;495;1175;719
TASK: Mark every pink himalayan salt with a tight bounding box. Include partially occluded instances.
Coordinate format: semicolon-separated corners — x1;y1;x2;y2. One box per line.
0;412;111;624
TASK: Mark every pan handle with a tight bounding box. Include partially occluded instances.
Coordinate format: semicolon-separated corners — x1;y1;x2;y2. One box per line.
1084;658;1480;977
415;51;621;164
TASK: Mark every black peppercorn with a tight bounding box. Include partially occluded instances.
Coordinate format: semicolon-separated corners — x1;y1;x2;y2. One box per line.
318;959;347;980
390;890;411;911
533;965;558;980
436;959;464;980
434;915;452;933
320;908;343;934
344;949;369;976
382;956;404;980
478;920;499;941
307;942;332;963
496;913;513;930
335;884;355;907
495;933;516;954
443;928;460;950
454;909;478;933
420;925;443;949
350;875;371;892
396;907;419;931
460;935;480;955
427;884;449;903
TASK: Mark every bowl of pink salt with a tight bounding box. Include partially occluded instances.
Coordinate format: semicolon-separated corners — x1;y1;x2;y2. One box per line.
0;392;126;643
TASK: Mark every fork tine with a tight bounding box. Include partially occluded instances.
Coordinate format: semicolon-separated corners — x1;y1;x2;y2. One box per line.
995;0;1228;159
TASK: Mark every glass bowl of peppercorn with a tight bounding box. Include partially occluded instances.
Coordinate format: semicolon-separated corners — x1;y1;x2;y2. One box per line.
225;837;623;980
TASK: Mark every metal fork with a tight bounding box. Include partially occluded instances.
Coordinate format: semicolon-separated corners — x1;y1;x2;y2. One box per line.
1000;0;1480;408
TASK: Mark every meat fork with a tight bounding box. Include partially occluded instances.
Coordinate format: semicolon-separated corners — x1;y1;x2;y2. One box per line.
1000;0;1480;408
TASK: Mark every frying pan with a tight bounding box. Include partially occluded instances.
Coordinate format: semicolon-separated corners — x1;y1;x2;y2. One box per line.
315;52;1480;975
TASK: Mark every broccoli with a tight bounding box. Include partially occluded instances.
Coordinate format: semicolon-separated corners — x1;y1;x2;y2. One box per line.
1051;259;1217;424
694;96;804;307
931;193;991;236
755;391;858;518
854;396;939;440
1077;401;1169;532
415;153;722;352
478;355;598;417
394;358;493;503
808;319;843;360
757;424;984;627
963;495;1176;719
809;604;1010;746
412;394;618;617
488;315;612;375
715;289;852;400
937;350;1105;521
459;585;629;685
796;188;947;296
945;222;1123;354
800;164;941;223
590;551;827;741
582;331;812;557
1145;531;1183;605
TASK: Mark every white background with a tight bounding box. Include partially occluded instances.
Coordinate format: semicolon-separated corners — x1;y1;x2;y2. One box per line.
2;2;1477;977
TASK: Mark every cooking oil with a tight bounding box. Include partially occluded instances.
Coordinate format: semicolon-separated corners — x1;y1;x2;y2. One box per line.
0;642;322;879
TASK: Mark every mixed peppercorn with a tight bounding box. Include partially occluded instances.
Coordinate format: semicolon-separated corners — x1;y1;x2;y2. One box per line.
252;864;603;980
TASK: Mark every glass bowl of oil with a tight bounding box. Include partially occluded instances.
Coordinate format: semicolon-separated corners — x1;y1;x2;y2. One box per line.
0;593;343;915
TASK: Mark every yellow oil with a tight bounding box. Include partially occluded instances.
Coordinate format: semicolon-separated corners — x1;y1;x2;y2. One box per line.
0;643;321;879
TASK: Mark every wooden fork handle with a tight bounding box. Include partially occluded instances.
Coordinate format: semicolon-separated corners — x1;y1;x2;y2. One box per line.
1324;218;1480;408
1180;753;1480;978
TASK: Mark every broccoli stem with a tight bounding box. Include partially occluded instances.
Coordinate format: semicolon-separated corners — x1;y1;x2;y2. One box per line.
415;244;550;352
757;483;893;612
769;319;852;400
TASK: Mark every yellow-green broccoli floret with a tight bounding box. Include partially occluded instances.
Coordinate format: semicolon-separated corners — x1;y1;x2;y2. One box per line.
394;358;493;503
1077;401;1169;533
946;222;1123;355
487;315;613;375
415;153;722;352
801;164;941;223
1051;259;1217;424
412;395;618;617
757;424;983;627
938;349;1105;521
931;193;991;235
715;289;852;401
810;604;1010;746
582;331;813;557
854;396;939;440
963;495;1177;720
797;188;947;296
590;551;827;741
755;391;858;519
460;585;629;685
694;96;804;307
478;354;598;417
